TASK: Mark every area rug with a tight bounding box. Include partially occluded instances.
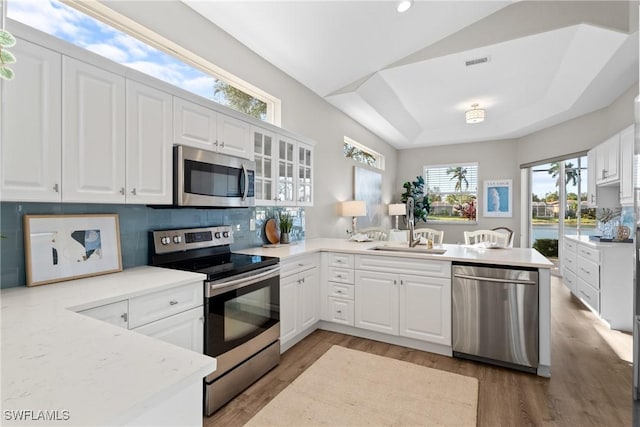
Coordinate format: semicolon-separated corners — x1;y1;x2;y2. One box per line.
245;345;478;426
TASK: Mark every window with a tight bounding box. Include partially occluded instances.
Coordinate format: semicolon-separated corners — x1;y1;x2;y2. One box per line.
343;137;385;170
7;0;280;124
423;163;478;222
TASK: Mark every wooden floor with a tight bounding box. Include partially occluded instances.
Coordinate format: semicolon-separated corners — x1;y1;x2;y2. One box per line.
205;277;632;426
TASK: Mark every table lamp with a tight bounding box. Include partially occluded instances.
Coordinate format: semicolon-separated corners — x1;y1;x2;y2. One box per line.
341;201;366;235
388;203;406;230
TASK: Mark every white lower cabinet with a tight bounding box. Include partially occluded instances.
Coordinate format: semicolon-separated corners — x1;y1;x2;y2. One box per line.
354;255;451;346
132;306;204;353
77;281;204;353
280;254;320;350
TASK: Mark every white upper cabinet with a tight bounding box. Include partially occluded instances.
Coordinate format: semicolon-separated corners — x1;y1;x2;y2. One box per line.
273;134;314;206
216;113;252;160
1;38;62;202
173;97;252;160
619;125;634;206
595;133;620;185
126;80;173;204
62;57;126;203
586;148;597;207
253;126;277;205
173;97;217;150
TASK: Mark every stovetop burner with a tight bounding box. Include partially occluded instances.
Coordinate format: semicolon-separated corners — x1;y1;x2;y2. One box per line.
149;225;279;281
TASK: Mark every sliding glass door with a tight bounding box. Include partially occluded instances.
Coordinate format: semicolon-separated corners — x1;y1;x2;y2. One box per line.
529;155;592;273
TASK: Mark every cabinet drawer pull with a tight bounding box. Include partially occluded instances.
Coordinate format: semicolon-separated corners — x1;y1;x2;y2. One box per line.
131;188;137;196
298;263;304;267
579;290;591;301
580;268;590;275
336;290;343;294
121;313;128;322
169;300;178;306
220;141;225;148
336;274;344;279
53;183;59;193
119;187;125;195
336;310;342;314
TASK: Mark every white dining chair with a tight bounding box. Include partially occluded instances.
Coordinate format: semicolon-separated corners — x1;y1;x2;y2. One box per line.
358;228;389;241
413;228;444;245
491;227;514;247
464;229;510;247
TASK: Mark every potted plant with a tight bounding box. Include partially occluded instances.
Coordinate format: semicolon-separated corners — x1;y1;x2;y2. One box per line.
278;211;293;244
401;176;431;224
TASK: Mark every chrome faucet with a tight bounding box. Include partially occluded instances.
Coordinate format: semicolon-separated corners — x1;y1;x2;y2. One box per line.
406;197;419;247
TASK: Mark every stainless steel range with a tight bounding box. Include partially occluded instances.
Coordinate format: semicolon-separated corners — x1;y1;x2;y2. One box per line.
149;226;280;415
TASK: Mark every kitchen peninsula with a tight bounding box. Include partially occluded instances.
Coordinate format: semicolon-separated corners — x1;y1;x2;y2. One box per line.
237;238;553;377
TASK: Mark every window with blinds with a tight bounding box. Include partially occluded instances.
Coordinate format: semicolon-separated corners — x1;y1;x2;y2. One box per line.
423;163;479;221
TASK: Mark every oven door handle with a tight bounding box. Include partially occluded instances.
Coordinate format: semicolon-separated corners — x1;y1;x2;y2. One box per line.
241;164;249;201
207;265;280;297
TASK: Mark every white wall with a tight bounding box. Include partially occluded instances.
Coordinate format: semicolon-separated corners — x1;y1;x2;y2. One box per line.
100;0;398;238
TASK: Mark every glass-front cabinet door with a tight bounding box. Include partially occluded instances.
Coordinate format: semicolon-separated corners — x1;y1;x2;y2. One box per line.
277;136;295;204
253;127;276;205
297;143;313;206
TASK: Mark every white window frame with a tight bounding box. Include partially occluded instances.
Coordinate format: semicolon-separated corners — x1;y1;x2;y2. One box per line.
423;162;479;224
344;136;385;171
62;0;282;126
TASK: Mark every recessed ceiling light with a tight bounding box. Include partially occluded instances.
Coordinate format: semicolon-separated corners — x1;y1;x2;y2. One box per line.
465;103;485;124
397;0;413;13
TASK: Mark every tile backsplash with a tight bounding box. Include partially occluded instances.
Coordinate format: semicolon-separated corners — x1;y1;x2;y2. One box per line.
1;202;304;288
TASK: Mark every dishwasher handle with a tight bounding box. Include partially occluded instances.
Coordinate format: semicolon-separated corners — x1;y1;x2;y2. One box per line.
453;272;537;285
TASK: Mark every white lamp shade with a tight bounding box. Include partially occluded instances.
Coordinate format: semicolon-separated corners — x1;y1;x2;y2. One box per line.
388;203;406;216
341;200;366;217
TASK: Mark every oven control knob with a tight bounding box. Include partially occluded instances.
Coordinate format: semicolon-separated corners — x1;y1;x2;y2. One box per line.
223;231;229;238
161;236;170;245
214;232;221;239
173;236;182;244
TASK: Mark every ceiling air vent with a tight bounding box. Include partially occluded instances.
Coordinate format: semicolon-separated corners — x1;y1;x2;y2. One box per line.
465;57;489;67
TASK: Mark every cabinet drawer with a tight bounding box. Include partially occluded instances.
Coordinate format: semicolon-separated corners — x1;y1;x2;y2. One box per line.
281;254;319;278
328;283;354;300
563;269;577;294
577;278;599;312
327;297;354;326
327;267;354;284
132;306;204;353
577;256;599;289
79;300;128;329
577;244;599;264
326;253;355;268
129;281;203;328
564;239;577;253
563;248;577;273
355;255;451;278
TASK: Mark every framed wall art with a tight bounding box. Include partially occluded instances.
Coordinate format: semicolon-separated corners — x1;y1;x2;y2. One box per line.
483;179;512;218
23;214;122;287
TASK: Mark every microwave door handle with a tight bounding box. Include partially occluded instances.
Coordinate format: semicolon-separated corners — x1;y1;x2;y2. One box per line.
241;164;249;201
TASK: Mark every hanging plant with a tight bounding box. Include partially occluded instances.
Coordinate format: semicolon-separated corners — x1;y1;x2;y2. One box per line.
401;176;431;223
0;29;17;80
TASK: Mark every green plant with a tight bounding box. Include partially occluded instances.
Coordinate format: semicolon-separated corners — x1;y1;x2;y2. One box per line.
532;238;558;258
278;211;293;234
401;176;431;223
0;29;17;80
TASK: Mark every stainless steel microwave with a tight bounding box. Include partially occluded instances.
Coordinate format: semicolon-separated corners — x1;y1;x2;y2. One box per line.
174;145;255;208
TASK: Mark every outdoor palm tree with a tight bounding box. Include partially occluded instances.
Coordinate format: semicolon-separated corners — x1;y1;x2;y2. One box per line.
447;166;469;192
548;162;579;187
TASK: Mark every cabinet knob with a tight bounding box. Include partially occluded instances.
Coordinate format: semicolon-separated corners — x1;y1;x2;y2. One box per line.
131;188;137;196
169;300;178;306
53;183;59;193
120;313;128;322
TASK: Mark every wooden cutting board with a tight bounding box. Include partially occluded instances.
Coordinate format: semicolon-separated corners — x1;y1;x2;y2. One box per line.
264;218;280;244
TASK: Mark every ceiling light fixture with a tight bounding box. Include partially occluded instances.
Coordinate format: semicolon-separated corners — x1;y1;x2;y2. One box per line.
397;0;413;13
465;103;485;124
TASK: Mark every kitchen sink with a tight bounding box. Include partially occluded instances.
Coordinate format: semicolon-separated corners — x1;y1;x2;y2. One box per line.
368;245;447;254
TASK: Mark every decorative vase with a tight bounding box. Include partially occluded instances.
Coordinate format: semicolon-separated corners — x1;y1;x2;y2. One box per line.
601;221;614;239
280;232;290;244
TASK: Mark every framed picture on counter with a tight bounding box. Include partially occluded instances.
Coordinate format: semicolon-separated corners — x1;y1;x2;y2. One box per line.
483;179;512;218
23;214;122;286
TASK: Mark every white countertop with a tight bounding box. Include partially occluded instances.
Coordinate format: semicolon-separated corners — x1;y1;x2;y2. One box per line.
237;238;554;269
1;266;216;426
564;234;635;249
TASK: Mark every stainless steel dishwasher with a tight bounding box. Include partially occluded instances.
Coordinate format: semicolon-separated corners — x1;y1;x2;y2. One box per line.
452;263;539;373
